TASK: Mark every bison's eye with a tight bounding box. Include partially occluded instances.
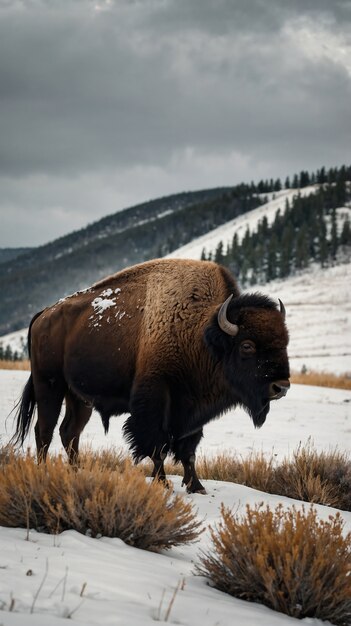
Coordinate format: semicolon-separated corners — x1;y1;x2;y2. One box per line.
240;340;256;356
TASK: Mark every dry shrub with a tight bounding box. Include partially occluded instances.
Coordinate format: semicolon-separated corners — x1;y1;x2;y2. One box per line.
163;451;275;493
0;443;13;466
197;503;351;625
0;359;30;370
291;370;351;390
193;452;276;493
275;443;351;511
169;444;351;512
0;449;202;551
82;444;351;511
79;446;129;471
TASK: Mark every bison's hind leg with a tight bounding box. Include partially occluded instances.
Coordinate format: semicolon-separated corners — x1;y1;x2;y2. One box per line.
59;392;92;464
34;376;66;461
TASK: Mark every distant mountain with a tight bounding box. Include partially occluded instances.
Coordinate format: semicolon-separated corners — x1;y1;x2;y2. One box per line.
0;186;260;334
0;248;33;264
3;164;349;338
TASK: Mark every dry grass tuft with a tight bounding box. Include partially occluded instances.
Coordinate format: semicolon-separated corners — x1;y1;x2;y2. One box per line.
291;370;351;390
0;359;30;370
163;451;276;494
274;443;351;511
0;449;202;551
197;503;351;625
164;443;351;511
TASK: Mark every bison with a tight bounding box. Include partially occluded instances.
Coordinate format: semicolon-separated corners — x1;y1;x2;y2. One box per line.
13;258;290;493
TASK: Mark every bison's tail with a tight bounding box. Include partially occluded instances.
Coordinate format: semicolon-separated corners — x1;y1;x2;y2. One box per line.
11;374;37;446
11;311;42;446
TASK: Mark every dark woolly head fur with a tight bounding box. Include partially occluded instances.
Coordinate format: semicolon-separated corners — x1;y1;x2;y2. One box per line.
205;290;289;428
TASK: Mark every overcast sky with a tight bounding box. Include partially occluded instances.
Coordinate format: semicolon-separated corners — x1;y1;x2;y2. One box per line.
0;0;350;247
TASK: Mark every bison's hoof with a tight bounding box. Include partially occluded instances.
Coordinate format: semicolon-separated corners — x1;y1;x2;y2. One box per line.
186;485;207;495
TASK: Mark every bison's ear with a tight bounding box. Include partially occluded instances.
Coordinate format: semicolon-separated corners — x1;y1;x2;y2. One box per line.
204;324;230;360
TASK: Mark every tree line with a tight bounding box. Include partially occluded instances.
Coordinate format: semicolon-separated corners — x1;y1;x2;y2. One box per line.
0;343;25;361
201;178;351;287
247;164;351;195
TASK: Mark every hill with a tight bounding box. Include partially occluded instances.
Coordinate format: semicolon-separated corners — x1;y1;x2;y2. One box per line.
0;185;259;335
0;247;33;264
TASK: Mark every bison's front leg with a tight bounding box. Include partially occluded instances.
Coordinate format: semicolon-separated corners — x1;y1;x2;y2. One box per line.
123;378;172;485
173;429;206;494
151;446;168;484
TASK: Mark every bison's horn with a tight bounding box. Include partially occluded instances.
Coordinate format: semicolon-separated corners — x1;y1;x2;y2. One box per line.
218;295;239;336
279;299;286;320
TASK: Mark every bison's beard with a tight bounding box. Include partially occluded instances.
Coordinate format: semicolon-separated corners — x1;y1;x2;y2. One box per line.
242;396;271;429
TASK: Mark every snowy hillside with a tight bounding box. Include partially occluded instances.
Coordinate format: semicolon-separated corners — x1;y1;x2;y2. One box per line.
169;186;319;259
167;187;351;375
1;184;350;375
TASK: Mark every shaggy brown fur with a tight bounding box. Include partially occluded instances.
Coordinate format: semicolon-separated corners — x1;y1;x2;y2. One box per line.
13;259;290;493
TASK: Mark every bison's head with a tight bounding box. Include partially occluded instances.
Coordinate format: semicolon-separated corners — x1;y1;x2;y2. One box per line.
205;292;290;427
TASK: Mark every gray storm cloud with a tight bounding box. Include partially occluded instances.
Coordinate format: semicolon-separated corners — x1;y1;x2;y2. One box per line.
0;0;350;246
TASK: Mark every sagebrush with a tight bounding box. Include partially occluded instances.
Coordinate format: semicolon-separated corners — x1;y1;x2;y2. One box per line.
197;503;351;626
0;450;202;551
291;370;351;390
2;442;351;511
164;443;351;511
274;443;351;511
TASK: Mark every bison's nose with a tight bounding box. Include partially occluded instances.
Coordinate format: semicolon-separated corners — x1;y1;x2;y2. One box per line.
269;380;290;400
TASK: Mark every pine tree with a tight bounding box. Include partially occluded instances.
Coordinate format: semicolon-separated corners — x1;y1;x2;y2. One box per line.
4;345;13;361
340;217;351;247
330;207;338;259
285;176;290;189
214;240;224;264
292;174;299;188
317;218;328;267
295;224;309;269
317;167;326;184
335;179;346;206
299;171;310;188
280;223;293;277
266;234;278;281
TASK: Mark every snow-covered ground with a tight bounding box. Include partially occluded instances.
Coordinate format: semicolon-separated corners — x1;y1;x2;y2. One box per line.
0;370;350;626
255;263;351;375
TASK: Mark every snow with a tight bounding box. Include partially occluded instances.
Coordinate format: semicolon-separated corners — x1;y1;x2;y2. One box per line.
0;329;27;357
0;185;350;624
255;263;351;375
0;369;350;626
169;186;318;259
91;297;117;314
166;185;351;375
